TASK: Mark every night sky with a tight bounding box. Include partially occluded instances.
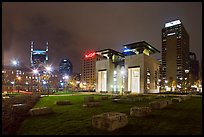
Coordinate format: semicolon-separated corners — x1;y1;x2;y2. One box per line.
2;2;202;73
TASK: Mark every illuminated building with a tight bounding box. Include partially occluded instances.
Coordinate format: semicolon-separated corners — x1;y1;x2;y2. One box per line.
59;59;73;76
96;49;125;93
80;51;105;90
161;19;189;87
2;65;59;92
30;41;48;69
96;41;160;94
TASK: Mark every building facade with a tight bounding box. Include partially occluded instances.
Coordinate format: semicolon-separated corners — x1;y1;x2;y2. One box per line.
95;41;160;94
161;19;189;88
80;51;105;90
2;65;59;92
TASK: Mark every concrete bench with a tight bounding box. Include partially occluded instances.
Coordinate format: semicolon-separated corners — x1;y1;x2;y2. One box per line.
149;100;167;109
29;107;53;116
130;107;152;117
55;100;72;105
92;112;128;131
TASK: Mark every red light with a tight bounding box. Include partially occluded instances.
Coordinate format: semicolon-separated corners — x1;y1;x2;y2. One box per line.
85;52;96;58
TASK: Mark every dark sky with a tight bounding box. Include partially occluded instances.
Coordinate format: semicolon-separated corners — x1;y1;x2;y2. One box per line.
2;2;202;73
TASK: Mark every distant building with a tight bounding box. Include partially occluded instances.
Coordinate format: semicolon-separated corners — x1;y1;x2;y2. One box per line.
189;52;199;85
30;41;49;69
2;65;59;92
80;51;105;90
59;59;73;76
161;19;189;87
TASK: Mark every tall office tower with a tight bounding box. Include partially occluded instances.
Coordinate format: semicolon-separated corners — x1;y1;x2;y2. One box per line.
80;51;104;90
30;41;49;69
59;59;73;76
161;20;189;86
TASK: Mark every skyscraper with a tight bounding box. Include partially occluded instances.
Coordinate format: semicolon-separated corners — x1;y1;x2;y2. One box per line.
30;41;49;69
161;19;189;86
59;59;73;76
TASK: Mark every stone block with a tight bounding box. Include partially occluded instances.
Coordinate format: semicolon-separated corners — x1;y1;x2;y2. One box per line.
12;103;28;113
29;107;53;116
171;97;182;103
130;107;152;117
92;112;128;131
166;100;172;105
180;95;191;101
83;102;100;107
84;96;94;103
149;100;167;109
55;100;72;105
101;96;109;100
112;98;120;102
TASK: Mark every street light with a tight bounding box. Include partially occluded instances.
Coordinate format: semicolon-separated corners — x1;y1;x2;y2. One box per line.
11;60;19;92
45;66;52;72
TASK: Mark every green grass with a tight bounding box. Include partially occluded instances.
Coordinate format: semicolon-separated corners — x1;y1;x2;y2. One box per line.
52;91;80;95
16;94;202;135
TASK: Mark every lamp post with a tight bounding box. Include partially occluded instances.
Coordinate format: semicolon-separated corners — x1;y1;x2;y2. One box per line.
11;60;19;93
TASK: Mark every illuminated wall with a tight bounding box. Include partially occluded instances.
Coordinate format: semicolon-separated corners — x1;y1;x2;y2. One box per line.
97;70;107;92
128;67;140;93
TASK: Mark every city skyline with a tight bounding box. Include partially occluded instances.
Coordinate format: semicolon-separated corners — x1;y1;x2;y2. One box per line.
2;2;202;73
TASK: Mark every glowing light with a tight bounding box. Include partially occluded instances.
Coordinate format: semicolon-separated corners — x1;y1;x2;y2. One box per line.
63;75;69;80
45;66;52;72
165;20;181;28
12;60;17;66
167;32;176;36
33;69;38;74
185;69;189;73
17;76;21;80
85;52;96;58
123;48;132;52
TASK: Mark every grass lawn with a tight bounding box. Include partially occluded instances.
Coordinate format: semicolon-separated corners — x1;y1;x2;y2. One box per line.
16;94;202;135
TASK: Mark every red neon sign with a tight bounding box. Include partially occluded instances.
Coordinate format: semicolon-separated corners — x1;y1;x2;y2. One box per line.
85;52;96;58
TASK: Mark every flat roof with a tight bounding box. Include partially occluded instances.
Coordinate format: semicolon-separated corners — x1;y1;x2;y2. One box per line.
123;41;160;54
96;48;125;57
